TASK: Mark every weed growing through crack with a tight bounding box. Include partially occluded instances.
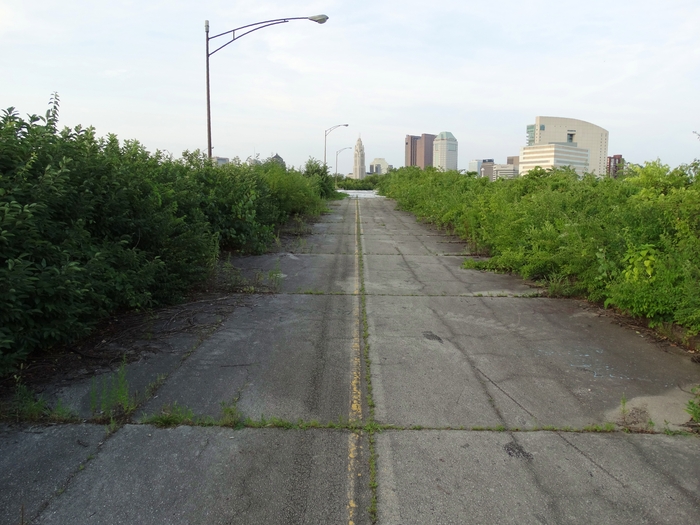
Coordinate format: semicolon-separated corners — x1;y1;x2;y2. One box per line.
582;422;617;432
49;398;78;423
145;374;167;398
1;381;78;423
11;382;48;421
685;386;700;425
90;359;138;422
620;393;629;425
266;260;283;292
105;417;121;434
141;403;196;427
219;399;243;428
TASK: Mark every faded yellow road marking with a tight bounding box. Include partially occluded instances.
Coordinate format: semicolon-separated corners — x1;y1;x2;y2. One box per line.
347;199;363;524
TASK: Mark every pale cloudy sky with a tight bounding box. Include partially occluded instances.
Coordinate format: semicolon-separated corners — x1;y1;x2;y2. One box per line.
1;0;699;174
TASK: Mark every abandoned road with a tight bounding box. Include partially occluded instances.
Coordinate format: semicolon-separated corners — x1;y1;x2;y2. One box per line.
2;194;699;524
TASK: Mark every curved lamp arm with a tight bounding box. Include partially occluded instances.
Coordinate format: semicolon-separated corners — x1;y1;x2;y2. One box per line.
207;15;329;56
323;124;349;166
325;123;349;137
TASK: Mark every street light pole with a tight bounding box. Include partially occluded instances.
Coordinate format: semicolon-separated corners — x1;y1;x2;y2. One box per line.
205;15;328;159
335;146;352;176
205;20;212;158
324;124;348;167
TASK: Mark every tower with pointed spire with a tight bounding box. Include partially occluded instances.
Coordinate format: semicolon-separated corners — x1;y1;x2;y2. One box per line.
353;136;366;180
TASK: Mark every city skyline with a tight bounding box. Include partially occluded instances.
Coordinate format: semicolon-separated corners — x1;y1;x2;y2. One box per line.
1;1;698;174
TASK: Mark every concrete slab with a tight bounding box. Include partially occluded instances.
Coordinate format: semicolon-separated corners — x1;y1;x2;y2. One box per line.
233;253;357;294
377;430;700;524
0;424;105;525
369;335;502;428
35;425;371;525
285;232;355;255
367;295;700;428
139;294;359;423
362;233;467;255
364;254;534;296
311;220;356;236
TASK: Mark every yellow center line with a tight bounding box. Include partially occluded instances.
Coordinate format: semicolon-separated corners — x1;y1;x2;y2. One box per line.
347;198;363;525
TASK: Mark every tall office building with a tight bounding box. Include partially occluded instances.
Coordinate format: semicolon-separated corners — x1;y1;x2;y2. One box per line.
353;137;366;180
526;116;608;175
405;133;436;168
433;132;458;171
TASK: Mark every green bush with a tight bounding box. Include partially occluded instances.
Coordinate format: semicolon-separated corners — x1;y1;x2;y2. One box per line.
0;97;328;374
378;162;700;333
336;174;385;190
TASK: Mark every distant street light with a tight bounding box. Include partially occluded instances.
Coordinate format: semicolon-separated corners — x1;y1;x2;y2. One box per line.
335;146;352;176
324;124;348;168
205;15;329;159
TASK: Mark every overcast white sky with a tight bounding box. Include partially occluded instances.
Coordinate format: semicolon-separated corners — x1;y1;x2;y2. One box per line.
2;0;699;174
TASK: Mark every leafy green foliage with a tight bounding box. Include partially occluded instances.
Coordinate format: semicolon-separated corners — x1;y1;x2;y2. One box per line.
302;158;335;199
0;98;328;374
336;174;385;190
378;163;700;333
686;386;700;424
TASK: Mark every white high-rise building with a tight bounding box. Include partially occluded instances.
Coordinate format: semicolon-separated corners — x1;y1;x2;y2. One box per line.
353;137;366;180
519;143;590;176
433;131;458;171
525;117;608;175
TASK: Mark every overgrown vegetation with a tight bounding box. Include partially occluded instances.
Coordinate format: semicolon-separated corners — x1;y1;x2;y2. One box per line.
90;360;139;422
2;378;77;423
377;163;700;335
336;174;384;190
0;96;335;375
686;386;700;425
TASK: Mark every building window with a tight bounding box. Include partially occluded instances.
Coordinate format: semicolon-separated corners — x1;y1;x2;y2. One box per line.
540;125;545;131
567;133;575;143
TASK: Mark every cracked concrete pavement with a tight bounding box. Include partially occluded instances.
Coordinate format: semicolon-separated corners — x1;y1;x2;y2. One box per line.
2;193;699;524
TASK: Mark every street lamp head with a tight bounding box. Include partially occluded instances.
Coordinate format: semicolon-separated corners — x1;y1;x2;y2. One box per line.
308;14;329;24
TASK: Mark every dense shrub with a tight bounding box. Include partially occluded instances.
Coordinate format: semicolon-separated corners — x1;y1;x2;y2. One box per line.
377;163;700;334
336;174;385;190
0;98;326;373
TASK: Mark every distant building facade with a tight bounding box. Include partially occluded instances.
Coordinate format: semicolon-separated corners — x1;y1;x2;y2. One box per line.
353;137;366;180
369;158;392;175
212;156;229;166
480;161;495;180
519;143;590;175
607;155;624;177
433;131;458;170
526;116;608;175
492;164;519;180
507;156;520;168
468;159;494;176
269;153;286;168
405;133;436;168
